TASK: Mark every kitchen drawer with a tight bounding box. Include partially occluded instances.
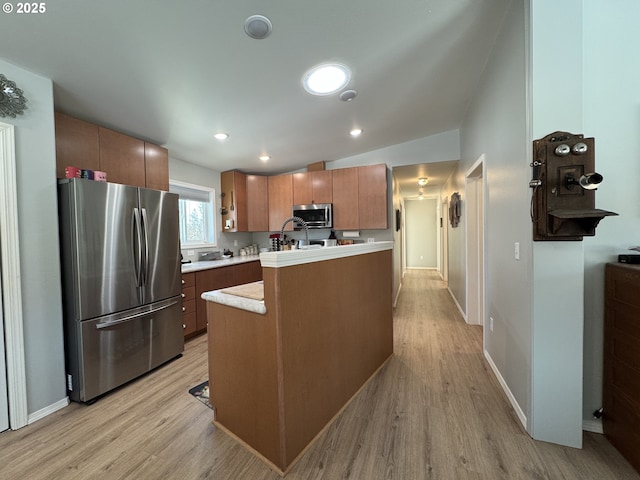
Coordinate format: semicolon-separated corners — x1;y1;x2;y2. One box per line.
183;312;197;336
182;272;195;289
182;299;196;316
181;285;195;302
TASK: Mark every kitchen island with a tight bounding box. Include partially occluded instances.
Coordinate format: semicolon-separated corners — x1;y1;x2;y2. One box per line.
202;242;394;475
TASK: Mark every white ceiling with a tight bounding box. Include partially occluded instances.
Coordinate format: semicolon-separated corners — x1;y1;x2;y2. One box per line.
0;0;507;180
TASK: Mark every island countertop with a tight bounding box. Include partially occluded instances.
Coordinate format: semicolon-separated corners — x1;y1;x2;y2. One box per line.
259;241;393;268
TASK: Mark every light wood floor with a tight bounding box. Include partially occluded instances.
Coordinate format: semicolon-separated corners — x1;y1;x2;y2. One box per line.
0;270;637;479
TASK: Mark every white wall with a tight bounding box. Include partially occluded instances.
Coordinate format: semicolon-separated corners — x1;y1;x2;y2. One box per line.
0;59;67;416
458;0;531;427
581;0;640;430
405;199;437;268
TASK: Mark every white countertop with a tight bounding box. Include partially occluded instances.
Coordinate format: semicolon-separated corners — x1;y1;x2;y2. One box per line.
201;283;267;315
259;241;394;268
181;254;261;273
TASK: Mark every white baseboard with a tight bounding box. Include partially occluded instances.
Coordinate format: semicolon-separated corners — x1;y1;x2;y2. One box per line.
447;286;467;321
484;349;528;431
27;397;69;425
583;418;603;434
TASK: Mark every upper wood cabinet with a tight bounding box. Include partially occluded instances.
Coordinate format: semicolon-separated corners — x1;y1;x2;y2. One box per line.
292;170;332;205
268;174;293;231
220;171;248;232
54;112;169;191
358;164;388;229
54;112;99;178
247;175;269;232
144;142;169;191
98;127;146;188
332;167;359;230
332;164;388;230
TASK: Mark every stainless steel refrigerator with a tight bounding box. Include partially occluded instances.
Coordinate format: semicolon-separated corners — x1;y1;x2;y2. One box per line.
58;178;183;402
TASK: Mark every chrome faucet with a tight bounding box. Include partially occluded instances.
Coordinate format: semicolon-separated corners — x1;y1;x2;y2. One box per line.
280;216;309;250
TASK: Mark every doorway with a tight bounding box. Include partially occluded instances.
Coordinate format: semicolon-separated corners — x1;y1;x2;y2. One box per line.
465;156;485;326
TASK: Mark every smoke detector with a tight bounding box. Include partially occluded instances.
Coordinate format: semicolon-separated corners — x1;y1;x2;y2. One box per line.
244;15;272;39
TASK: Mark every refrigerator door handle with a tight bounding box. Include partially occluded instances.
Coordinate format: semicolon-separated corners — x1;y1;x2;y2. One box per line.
132;207;143;287
95;300;179;329
140;207;150;286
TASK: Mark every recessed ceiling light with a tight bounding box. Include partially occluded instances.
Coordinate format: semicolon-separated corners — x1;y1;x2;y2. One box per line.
350;128;363;137
214;132;229;140
303;63;351;96
259;154;271;161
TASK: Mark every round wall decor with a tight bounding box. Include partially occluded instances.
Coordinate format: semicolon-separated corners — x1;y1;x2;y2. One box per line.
0;74;28;118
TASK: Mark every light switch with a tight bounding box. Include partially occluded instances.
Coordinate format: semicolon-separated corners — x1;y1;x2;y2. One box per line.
514;242;520;261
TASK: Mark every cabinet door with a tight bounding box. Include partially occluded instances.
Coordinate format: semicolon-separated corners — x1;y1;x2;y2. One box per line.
195;267;235;331
54;112;100;178
221;171;248;232
98;127;146;188
247;175;269;232
332;167;359;230
144;142;169;191
293;171;333;205
234;261;263;285
268;174;293;231
358;164;388;229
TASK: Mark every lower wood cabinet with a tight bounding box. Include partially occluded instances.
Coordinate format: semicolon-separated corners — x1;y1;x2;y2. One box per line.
181;272;197;337
187;260;263;339
603;262;640;473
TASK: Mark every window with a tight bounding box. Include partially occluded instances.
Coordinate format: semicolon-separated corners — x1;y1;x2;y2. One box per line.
169;180;216;247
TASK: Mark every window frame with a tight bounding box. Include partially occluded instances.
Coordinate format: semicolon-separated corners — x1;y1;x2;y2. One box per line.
169;179;217;248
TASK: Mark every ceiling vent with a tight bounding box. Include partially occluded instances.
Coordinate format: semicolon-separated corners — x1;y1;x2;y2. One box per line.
244;15;272;40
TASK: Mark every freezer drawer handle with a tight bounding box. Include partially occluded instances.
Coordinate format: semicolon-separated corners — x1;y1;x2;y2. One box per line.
95;300;178;329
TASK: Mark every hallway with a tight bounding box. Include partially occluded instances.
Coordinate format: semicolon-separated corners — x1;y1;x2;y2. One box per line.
0;270;636;479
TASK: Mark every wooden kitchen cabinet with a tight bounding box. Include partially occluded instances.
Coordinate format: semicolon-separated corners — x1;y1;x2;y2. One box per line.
220;171;248;232
181;272;197;338
144;142;169;191
332;164;388;230
247;174;269;232
332;167;360;230
194;261;263;335
358;163;388;229
54;112;169;191
292;170;333;205
603;263;640;473
54;112;100;179
268;174;293;231
98;127;146;188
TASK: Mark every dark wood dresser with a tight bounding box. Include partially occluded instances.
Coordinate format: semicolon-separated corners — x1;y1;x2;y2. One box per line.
603;262;640;472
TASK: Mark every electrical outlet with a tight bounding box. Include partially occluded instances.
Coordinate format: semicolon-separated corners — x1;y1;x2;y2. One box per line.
187;250;194;256
514;242;520;261
234;240;238;246
489;316;494;332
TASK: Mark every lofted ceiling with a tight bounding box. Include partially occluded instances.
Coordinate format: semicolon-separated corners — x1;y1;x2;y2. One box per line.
0;0;508;176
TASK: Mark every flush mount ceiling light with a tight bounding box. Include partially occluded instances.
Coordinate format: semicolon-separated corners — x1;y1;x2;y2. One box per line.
418;177;428;186
213;132;229;140
244;15;272;39
339;89;358;102
418;190;424;200
303;63;351;96
349;128;363;137
259;154;271;161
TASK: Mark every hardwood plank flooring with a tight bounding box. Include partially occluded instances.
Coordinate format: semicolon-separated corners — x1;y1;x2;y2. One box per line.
0;270;637;479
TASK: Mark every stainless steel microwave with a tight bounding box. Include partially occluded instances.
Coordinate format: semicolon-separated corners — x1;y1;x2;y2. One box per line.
292;203;333;229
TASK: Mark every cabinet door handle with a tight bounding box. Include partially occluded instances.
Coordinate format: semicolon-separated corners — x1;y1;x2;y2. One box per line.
182;306;186;312
182;323;186;329
181;293;186;298
181;279;185;285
